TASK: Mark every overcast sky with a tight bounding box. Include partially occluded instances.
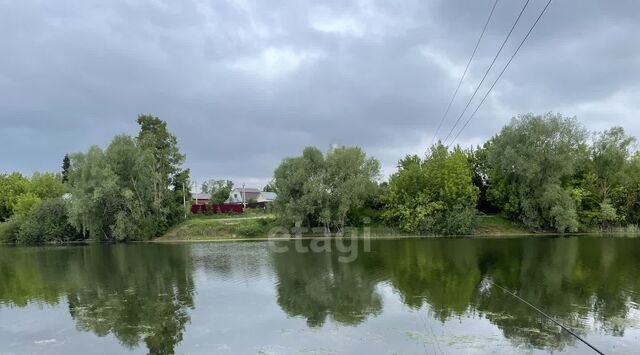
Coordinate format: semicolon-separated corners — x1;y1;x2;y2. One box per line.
1;0;639;189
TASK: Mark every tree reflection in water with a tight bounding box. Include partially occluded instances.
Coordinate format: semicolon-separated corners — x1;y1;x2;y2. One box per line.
271;237;640;351
1;237;640;353
0;244;194;354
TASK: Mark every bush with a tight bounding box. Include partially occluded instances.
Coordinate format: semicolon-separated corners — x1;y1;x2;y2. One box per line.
383;145;479;235
17;198;81;244
234;221;267;237
0;216;23;243
425;205;477;235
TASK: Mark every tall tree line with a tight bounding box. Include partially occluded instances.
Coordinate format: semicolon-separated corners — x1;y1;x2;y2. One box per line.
68;114;190;241
271;112;640;234
1;114;190;244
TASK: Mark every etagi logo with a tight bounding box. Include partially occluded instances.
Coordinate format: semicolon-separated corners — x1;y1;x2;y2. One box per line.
267;221;372;263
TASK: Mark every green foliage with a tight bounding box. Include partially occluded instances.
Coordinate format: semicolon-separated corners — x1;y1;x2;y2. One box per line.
619;152;640;225
574;127;635;229
350;181;388;225
202;179;233;204
0;172;66;222
28;172;66;199
12;192;41;217
0;172;28;221
17;198;81;244
262;181;276;192
68;115;189;241
0;216;23;243
273;145;380;231
466;143;497;213
486;113;587;232
591;127;634;186
69;136;156;241
539;184;580;233
383;144;479;235
62;154;71;183
137;114;190;228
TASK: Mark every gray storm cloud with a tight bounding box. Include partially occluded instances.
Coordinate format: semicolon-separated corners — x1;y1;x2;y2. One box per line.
1;0;638;186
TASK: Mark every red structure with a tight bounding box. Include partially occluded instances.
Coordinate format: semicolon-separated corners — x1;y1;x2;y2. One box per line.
191;203;244;214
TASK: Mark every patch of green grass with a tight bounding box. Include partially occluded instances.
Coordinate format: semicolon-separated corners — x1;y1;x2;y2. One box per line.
159;215;278;241
473;215;529;235
159;213;535;241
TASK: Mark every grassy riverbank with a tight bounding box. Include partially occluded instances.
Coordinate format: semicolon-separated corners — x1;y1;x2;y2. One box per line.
158;212;278;241
156;213;534;242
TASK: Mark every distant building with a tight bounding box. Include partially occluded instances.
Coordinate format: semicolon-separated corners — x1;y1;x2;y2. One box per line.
227;187;262;204
191;188;277;207
191;193;211;206
258;191;277;203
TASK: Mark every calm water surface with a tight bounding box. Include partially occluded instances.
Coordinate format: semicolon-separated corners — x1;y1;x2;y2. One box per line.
1;237;639;354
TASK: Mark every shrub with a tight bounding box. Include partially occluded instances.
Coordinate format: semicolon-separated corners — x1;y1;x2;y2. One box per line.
234;221;266;237
17;198;81;244
384;145;479;235
0;216;23;243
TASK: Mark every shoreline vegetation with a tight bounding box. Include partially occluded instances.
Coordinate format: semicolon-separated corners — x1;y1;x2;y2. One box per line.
154;213;639;243
4;112;640;245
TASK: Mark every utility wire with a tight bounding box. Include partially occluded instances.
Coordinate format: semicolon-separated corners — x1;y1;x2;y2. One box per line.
491;280;604;355
441;0;532;145
430;0;500;146
450;0;553;145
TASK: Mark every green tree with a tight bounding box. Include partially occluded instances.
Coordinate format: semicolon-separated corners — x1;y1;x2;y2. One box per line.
67;115;189;241
383;144;479;235
0;216;24;243
591;127;634;197
262;181;276;192
273;146;379;231
576;127;635;228
324;146;380;231
68;136;157;241
0;172;28;221
273;146;326;228
467;143;497;213
620;152;640;225
28;172;66;199
12;192;41;217
202;179;233;204
486;113;588;232
136;114;188;226
62;154;71;183
17;198;81;244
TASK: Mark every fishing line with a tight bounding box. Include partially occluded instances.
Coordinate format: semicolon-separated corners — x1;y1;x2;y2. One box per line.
490;280;604;354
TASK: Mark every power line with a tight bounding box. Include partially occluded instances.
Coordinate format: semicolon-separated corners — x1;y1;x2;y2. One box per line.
441;0;532;145
491;280;604;354
430;0;500;146
450;0;553;145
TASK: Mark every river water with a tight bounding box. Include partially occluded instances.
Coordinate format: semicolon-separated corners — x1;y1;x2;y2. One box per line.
1;236;639;354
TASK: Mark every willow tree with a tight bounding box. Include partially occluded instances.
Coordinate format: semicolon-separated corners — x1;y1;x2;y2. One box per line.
68;116;189;241
486;113;588;232
273;146;380;232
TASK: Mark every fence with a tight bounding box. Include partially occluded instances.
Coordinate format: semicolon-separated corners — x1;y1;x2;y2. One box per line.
190;203;244;214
